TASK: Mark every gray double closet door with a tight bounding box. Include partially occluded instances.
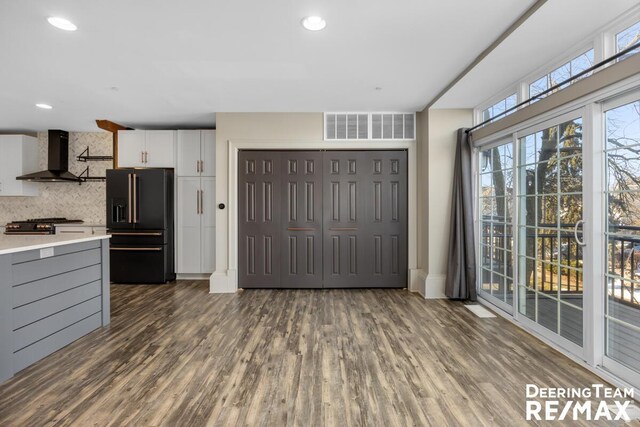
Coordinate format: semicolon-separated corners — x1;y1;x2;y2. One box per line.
238;150;408;289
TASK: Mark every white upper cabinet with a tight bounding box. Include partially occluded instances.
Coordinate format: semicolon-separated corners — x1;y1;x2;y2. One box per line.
177;130;201;176
145;131;175;167
117;130;176;168
201;130;216;177
0;135;39;196
117;130;145;167
176;130;215;177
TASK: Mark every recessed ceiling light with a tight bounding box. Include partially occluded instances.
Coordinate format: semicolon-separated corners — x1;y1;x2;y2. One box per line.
302;16;326;31
375;87;383;91
47;17;77;31
36;103;53;110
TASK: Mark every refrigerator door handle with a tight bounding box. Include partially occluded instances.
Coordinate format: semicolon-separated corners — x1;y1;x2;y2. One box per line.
110;232;162;236
133;173;139;223
110;247;162;252
127;173;133;223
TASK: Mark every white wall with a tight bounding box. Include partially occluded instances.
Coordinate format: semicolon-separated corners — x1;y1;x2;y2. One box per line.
420;109;473;298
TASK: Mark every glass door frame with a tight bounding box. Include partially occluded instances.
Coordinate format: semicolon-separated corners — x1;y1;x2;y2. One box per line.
475;137;516;315
600;89;640;388
511;109;592;361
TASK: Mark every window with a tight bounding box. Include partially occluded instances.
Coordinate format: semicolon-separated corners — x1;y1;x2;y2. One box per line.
478;141;514;306
616;21;640;61
481;94;517;124
529;50;595;101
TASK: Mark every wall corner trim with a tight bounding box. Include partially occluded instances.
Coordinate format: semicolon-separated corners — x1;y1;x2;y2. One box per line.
409;269;427;297
209;270;238;293
424;274;447;299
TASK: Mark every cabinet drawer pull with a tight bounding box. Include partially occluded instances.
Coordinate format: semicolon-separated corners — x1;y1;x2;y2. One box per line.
59;230;86;234
287;228;315;231
329;228;358;231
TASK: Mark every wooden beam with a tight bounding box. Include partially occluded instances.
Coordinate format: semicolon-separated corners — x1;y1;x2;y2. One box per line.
95;120;131;133
95;120;132;169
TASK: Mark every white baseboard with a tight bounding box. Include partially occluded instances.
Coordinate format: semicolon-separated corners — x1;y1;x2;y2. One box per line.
424;274;447;299
409;269;427;297
209;269;238;293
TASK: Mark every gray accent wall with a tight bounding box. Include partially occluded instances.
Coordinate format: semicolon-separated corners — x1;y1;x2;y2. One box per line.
0;239;110;383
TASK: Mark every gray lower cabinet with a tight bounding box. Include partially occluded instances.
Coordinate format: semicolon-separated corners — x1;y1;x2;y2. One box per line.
0;239;110;383
238;150;408;289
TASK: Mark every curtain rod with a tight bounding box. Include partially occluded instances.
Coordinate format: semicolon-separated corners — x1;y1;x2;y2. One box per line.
466;40;640;135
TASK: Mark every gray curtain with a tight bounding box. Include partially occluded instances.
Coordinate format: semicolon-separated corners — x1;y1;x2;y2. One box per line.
445;128;477;301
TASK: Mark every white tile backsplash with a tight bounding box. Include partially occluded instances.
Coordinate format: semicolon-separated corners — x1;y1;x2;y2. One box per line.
0;131;112;224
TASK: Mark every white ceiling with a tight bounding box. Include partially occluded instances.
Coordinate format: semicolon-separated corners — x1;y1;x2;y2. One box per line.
0;0;537;132
434;0;640;109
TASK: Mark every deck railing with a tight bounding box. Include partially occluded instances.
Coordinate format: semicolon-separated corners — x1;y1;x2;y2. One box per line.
480;218;639;306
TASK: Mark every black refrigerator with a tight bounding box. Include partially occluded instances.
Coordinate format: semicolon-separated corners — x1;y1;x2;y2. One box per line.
106;168;176;283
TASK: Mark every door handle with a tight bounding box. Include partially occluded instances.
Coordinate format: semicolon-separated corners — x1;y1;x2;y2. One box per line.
127;173;133;223
140;151;144;164
200;160;204;173
145;151;149;163
110;232;162;236
110;247;162;251
132;174;138;223
200;189;204;214
574;220;586;247
196;160;200;173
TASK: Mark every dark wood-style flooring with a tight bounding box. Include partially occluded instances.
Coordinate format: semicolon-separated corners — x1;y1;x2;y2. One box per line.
0;281;636;426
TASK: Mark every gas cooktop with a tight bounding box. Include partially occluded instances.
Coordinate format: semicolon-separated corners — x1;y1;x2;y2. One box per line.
4;218;84;235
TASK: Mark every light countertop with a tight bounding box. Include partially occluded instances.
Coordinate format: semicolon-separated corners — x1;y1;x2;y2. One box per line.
0;233;110;255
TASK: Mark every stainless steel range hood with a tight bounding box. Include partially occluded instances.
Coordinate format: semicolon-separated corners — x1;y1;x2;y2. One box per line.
16;130;81;182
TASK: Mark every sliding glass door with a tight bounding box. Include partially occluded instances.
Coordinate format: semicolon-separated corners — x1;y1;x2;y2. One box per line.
477;92;640;390
516;115;585;350
603;95;640;383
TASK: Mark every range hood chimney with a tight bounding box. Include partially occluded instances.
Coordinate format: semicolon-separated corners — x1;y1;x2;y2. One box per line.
16;130;81;182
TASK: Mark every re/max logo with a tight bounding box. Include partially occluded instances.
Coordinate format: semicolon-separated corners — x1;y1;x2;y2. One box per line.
525;400;632;421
